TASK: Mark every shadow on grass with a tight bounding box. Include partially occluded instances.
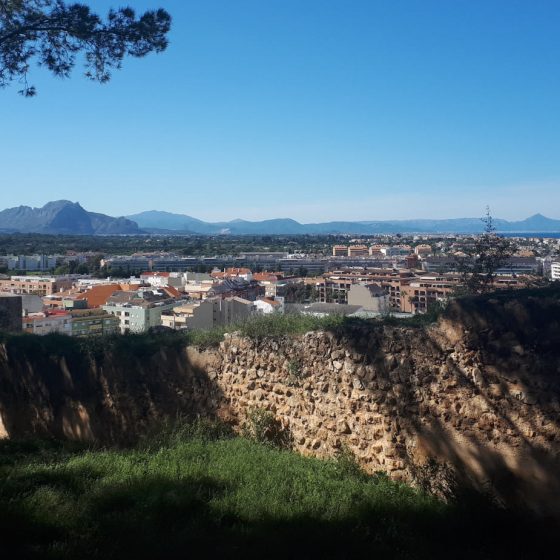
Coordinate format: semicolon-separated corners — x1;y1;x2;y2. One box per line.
0;478;557;560
0;438;558;560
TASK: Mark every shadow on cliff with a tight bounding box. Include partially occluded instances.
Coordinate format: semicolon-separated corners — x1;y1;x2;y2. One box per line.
0;331;231;445
320;286;560;514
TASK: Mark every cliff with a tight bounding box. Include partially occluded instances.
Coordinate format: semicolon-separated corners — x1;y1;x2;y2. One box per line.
1;287;559;513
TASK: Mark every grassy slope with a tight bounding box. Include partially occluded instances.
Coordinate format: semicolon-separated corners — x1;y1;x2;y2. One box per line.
0;430;556;560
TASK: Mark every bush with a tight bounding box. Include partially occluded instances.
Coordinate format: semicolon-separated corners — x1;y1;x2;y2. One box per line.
242;407;292;448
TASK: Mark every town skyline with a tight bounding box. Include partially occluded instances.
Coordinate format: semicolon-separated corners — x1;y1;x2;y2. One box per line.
1;0;559;221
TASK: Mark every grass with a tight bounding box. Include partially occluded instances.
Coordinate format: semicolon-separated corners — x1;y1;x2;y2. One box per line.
0;424;557;559
185;313;351;347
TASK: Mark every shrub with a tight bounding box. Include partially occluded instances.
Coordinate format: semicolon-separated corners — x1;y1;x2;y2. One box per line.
242;407;291;448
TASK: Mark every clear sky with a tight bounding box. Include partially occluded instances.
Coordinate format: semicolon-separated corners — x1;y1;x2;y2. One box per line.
1;0;559;222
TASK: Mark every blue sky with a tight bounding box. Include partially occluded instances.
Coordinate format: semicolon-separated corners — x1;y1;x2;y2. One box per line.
1;0;559;222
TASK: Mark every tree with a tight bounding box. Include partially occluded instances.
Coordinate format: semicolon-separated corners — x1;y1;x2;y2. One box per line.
458;207;516;294
0;0;171;96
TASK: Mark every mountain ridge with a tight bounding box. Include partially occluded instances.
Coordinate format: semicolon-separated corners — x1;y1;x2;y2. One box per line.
1;201;559;235
127;210;560;235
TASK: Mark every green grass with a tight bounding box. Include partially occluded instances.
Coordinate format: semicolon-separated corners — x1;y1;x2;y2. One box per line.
184;313;354;348
0;425;556;559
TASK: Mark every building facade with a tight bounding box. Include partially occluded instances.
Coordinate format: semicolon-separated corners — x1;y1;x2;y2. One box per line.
0;276;74;296
347;284;390;314
69;309;119;337
178;297;254;330
103;290;180;333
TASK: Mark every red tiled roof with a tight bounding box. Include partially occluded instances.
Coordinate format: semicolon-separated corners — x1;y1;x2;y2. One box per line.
253;273;279;282
76;284;123;308
161;286;181;298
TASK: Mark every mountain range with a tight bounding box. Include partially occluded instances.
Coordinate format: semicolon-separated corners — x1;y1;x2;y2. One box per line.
127;209;560;235
0;201;559;235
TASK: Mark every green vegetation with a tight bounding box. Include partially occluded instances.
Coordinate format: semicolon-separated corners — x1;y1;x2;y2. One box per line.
0;424;555;559
0;232;441;263
0;308;442;360
242;407;292;448
0;233;346;259
458;208;517;294
183;313;352;348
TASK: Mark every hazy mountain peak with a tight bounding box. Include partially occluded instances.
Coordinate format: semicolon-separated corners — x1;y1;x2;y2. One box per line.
0;201;141;235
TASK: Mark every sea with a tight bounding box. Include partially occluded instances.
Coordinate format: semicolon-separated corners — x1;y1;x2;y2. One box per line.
500;232;560;239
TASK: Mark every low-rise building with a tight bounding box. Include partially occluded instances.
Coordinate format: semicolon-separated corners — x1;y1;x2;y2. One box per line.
414;244;432;257
140;272;184;289
400;275;458;314
211;268;253;282
347;284;390;314
182;281;215;300
207;278;262;301
69;309;119;337
347;245;369;257
382;246;410;258
332;245;348;257
254;297;285;314
496;257;539;275
103;289;181;333
22;312;72;335
0;254;58;271
0;276;74;296
177;297;254;330
74;282;142;308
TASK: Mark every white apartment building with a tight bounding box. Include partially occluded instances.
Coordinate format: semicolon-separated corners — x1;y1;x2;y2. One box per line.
551;261;560;281
103;290;180;333
254;297;285;315
0;254;58;271
140;272;184;289
22;314;72;335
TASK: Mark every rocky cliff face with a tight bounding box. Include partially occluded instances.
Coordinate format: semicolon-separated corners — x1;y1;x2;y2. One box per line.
1;289;559;513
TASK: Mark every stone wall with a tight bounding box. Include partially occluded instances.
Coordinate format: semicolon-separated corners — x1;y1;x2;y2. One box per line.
1;289;559;513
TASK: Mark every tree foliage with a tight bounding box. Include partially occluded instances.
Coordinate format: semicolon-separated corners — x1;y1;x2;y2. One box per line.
458;207;516;294
0;0;171;96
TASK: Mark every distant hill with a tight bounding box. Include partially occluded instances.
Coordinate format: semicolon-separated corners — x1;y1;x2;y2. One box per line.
1;202;559;235
0;201;141;235
128;210;560;235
